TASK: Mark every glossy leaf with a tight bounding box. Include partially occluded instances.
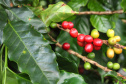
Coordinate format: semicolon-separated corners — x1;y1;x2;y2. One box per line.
55;15;90;67
6;68;32;84
0;6;8;45
88;0;116;33
103;71;122;81
3;21;59;84
67;0;88;11
56;52;78;73
57;70;87;84
121;0;126;12
41;2;74;26
6;6;46;33
114;19;126;45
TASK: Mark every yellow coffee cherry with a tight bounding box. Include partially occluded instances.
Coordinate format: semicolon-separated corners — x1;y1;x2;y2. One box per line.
107;48;114;59
114;36;121;42
113;47;122;54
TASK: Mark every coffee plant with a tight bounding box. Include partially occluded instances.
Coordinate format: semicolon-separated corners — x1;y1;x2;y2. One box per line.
1;0;126;84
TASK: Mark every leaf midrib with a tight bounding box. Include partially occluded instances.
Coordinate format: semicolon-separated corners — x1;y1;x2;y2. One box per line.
8;22;50;84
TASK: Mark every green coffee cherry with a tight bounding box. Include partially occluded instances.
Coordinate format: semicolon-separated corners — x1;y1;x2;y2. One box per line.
107;61;113;69
87;52;95;59
84;62;91;70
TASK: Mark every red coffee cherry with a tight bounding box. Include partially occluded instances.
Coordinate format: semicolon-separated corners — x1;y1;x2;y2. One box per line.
62;43;70;50
84;35;93;43
69;28;78;38
77;34;85;42
68;21;74;29
93;38;103;47
84;44;93;53
62;21;69;29
93;45;101;50
77;41;84;47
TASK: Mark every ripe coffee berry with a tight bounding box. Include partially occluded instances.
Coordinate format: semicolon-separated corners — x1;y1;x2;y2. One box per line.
77;41;84;47
84;35;93;43
93;38;103;47
77;34;85;42
69;28;78;38
84;44;93;53
93;45;101;50
62;43;70;50
62;21;68;29
113;47;122;54
68;21;74;29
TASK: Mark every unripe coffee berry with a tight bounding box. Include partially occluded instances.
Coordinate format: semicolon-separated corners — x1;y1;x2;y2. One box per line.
107;61;113;69
62;43;70;50
69;28;78;38
107;29;114;37
113;47;122;54
113;63;120;70
84;44;93;53
84;35;93;43
50;22;57;28
68;21;74;29
84;62;91;70
108;37;116;45
114;36;121;42
87;52;95;59
62;21;68;29
91;29;99;38
77;34;85;42
93;38;103;47
93;45;101;50
107;48;114;59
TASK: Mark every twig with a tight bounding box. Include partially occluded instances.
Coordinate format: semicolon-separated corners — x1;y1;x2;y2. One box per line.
74;10;124;15
57;24;126;49
48;34;126;79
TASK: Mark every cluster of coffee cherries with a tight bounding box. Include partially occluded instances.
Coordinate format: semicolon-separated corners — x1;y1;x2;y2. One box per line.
107;62;120;70
106;29;122;59
61;21;103;70
61;21;103;53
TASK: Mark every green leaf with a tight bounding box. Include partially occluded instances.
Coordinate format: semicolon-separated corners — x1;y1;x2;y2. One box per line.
6;6;46;33
88;0;117;33
56;52;78;73
0;6;8;45
103;71;122;81
121;0;126;12
6;68;32;84
3;21;59;84
114;19;126;45
67;0;88;11
123;68;126;72
0;0;11;7
41;1;74;26
55;15;90;67
57;70;87;84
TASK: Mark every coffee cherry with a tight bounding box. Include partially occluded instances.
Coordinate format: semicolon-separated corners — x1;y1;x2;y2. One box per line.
69;28;78;38
50;22;57;28
106;48;114;59
107;61;113;69
68;21;74;29
84;62;91;70
62;43;70;50
114;36;121;42
93;38;103;47
84;35;93;43
77;34;85;42
93;45;101;50
77;41;84;47
107;29;114;37
113;47;122;54
113;63;120;70
62;21;68;29
87;52;95;59
108;37;116;45
84;44;93;53
91;29;99;38
78;67;84;74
